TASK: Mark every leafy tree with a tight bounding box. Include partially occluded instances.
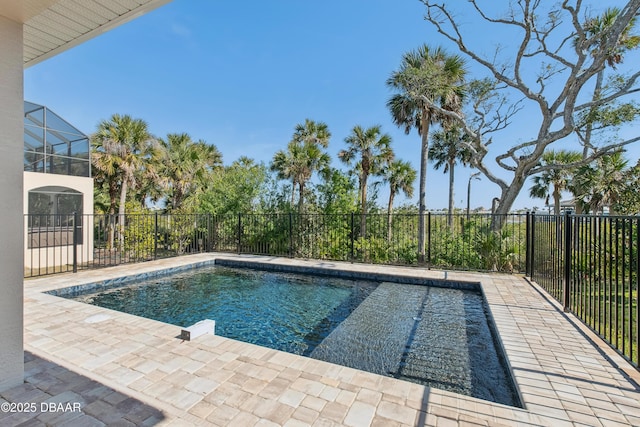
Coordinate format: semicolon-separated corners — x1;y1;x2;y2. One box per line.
528;150;582;215
91;114;156;249
122;201;155;260
578;7;640;157
159;133;222;210
271;119;331;212
316;168;358;215
428;126;473;227
93;183;111;214
577;7;640;158
418;1;640;226
387;44;467;262
254;170;289;213
381;159;416;242
312;168;358;260
615;159;640;214
199;157;268;215
338;125;393;237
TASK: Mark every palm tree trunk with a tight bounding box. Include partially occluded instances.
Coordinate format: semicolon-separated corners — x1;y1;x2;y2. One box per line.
298;182;305;213
360;174;368;238
553;186;561;216
447;160;455;228
387;191;395;243
291;180;296;208
417;112;430;264
174;185;186;210
108;183;118;249
118;180;128;251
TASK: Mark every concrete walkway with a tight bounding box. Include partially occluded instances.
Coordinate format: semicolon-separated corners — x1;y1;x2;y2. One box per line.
1;254;639;426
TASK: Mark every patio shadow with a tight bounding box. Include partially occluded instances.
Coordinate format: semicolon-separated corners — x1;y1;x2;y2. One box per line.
0;351;165;426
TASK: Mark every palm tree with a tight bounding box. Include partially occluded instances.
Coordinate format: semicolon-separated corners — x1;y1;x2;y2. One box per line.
428;126;473;227
528;150;582;215
91;114;155;249
381;159;416;242
271;119;331;212
529;175;552;208
579;8;640;157
159;133;222;210
572;151;629;214
387;44;467;263
294;141;331;213
583;7;640;68
292;118;331;149
271;143;300;207
338;125;393;237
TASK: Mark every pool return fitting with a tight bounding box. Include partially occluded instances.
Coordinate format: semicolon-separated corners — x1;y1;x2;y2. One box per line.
180;319;216;341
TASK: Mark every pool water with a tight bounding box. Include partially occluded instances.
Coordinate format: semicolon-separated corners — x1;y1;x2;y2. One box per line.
72;266;376;355
66;265;521;407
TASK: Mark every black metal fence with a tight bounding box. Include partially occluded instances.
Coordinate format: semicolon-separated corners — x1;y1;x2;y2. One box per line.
24;212;527;277
208;212;527;270
528;212;639;368
25;213;212;277
23;210;639;369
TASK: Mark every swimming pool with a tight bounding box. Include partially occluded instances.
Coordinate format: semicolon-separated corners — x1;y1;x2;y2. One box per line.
59;263;521;407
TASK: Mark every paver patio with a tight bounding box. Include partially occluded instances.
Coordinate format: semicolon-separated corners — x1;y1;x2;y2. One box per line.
1;253;639;426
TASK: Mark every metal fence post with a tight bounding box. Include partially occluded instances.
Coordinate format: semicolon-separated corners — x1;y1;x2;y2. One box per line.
563;210;572;312
427;212;432;268
72;211;78;273
530;211;536;279
237;213;242;255
288;212;293;258
154;212;158;260
636;217;640;365
206;214;211;252
350;212;355;262
525;212;531;276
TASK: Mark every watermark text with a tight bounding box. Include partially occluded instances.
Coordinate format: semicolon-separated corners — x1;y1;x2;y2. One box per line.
1;401;82;413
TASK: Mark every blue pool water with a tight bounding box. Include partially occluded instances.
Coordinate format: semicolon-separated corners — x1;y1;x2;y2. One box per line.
65;265;521;407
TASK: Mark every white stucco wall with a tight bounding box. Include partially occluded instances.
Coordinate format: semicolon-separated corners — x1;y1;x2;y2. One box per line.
23;172;94;270
0;15;25;391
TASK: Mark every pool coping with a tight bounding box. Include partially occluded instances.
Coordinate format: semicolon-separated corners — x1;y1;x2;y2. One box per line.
211;257;524;409
15;253;640;426
49;256;521;408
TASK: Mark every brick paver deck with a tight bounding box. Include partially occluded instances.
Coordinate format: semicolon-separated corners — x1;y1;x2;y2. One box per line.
2;254;639;426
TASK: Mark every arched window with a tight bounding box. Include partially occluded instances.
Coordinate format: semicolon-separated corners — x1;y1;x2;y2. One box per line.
28;186;83;248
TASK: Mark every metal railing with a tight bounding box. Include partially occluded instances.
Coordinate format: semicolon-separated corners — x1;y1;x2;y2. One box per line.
23;210;639;369
25;212;211;277
206;212;527;270
24;212;527;276
528;211;639;368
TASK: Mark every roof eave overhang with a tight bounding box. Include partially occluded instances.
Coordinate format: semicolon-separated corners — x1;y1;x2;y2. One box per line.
0;0;173;68
24;0;172;68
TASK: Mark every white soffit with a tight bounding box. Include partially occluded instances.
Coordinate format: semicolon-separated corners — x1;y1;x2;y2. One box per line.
0;0;172;68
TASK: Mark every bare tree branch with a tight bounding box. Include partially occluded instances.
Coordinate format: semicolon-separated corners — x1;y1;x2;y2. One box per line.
418;0;640;218
530;136;640;174
567;70;640;118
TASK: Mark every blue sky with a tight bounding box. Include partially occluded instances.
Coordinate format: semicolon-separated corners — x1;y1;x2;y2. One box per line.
24;0;639;212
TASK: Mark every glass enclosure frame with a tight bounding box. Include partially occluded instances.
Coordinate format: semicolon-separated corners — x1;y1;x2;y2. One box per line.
24;101;91;177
